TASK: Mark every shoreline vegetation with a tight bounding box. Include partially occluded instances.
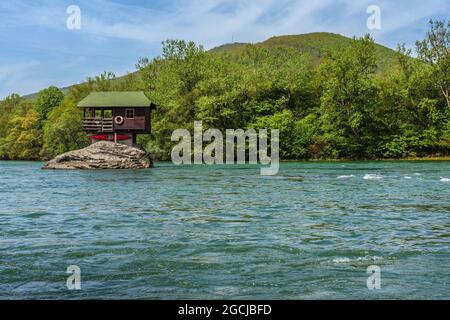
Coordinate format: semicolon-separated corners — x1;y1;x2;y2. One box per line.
0;21;448;162
2;157;450;164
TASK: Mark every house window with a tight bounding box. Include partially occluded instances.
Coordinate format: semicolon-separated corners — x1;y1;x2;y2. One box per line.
85;108;95;118
104;110;112;118
125;109;135;119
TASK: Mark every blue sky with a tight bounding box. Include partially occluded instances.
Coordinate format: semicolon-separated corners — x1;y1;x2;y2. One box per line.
0;0;448;98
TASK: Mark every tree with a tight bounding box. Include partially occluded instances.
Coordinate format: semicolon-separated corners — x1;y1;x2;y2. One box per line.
34;86;64;124
40;97;89;159
317;35;379;158
3;101;42;160
416;20;450;109
251;110;318;159
0;94;22;139
137;40;208;156
88;71;117;91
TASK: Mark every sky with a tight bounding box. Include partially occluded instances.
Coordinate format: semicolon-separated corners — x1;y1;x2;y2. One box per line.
0;0;448;98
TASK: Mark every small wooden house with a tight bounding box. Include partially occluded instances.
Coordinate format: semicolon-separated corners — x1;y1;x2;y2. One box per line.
78;91;156;146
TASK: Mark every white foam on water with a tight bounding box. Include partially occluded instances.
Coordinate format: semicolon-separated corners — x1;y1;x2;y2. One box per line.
363;174;383;180
414;173;422;176
370;256;383;261
440;177;450;182
337;175;355;179
332;256;383;264
332;257;351;263
404;176;412;180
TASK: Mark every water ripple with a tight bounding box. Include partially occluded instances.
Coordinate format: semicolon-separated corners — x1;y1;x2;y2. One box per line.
0;161;449;299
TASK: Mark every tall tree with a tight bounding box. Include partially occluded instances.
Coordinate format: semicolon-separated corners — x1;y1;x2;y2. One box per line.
416;20;450;109
4;101;42;160
34;86;64;124
41;97;88;159
318;35;378;158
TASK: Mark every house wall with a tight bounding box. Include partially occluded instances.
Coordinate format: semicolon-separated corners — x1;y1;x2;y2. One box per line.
112;108;150;133
83;107;152;134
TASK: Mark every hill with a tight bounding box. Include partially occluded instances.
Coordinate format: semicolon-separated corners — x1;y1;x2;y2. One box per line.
4;25;449;162
24;32;400;99
211;32;399;74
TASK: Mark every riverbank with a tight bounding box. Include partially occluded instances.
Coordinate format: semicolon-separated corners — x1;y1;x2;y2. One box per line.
2;156;450;163
275;156;450;162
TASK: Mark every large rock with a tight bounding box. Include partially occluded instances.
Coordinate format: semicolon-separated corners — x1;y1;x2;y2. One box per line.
43;141;152;170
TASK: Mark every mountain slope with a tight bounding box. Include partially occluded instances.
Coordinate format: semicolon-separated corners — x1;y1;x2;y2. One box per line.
25;32;400;99
211;32;400;73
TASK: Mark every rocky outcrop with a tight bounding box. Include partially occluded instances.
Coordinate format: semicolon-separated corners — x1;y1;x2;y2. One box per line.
43;141;152;169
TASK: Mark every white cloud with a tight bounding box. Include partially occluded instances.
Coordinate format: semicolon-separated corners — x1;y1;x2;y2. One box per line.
75;0;448;49
1;0;447;48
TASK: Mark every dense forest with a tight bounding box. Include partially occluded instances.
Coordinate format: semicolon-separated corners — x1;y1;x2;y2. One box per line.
0;20;448;161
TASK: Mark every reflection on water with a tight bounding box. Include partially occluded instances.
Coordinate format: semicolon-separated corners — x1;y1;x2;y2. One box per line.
0;161;449;299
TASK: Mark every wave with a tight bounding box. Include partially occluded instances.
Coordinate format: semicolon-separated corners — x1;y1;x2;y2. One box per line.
363;174;383;180
332;256;383;264
440;177;450;182
332;257;351;263
337;175;355;179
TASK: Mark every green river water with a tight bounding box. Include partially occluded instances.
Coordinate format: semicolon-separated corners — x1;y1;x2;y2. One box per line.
0;161;449;299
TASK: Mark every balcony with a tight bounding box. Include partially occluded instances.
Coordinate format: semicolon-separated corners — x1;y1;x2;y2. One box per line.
83;117;113;132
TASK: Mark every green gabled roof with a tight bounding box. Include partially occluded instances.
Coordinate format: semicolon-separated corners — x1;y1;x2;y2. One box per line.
77;91;152;108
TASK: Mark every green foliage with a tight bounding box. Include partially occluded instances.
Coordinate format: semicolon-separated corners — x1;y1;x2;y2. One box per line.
0;94;22;139
34;86;64;124
317;35;379;158
213;32;400;74
2;100;42;160
40;97;89;159
251;110;318;159
0;23;449;161
416;20;450;109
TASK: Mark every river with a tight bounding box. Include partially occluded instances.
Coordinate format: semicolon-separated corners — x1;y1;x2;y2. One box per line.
0;161;449;299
